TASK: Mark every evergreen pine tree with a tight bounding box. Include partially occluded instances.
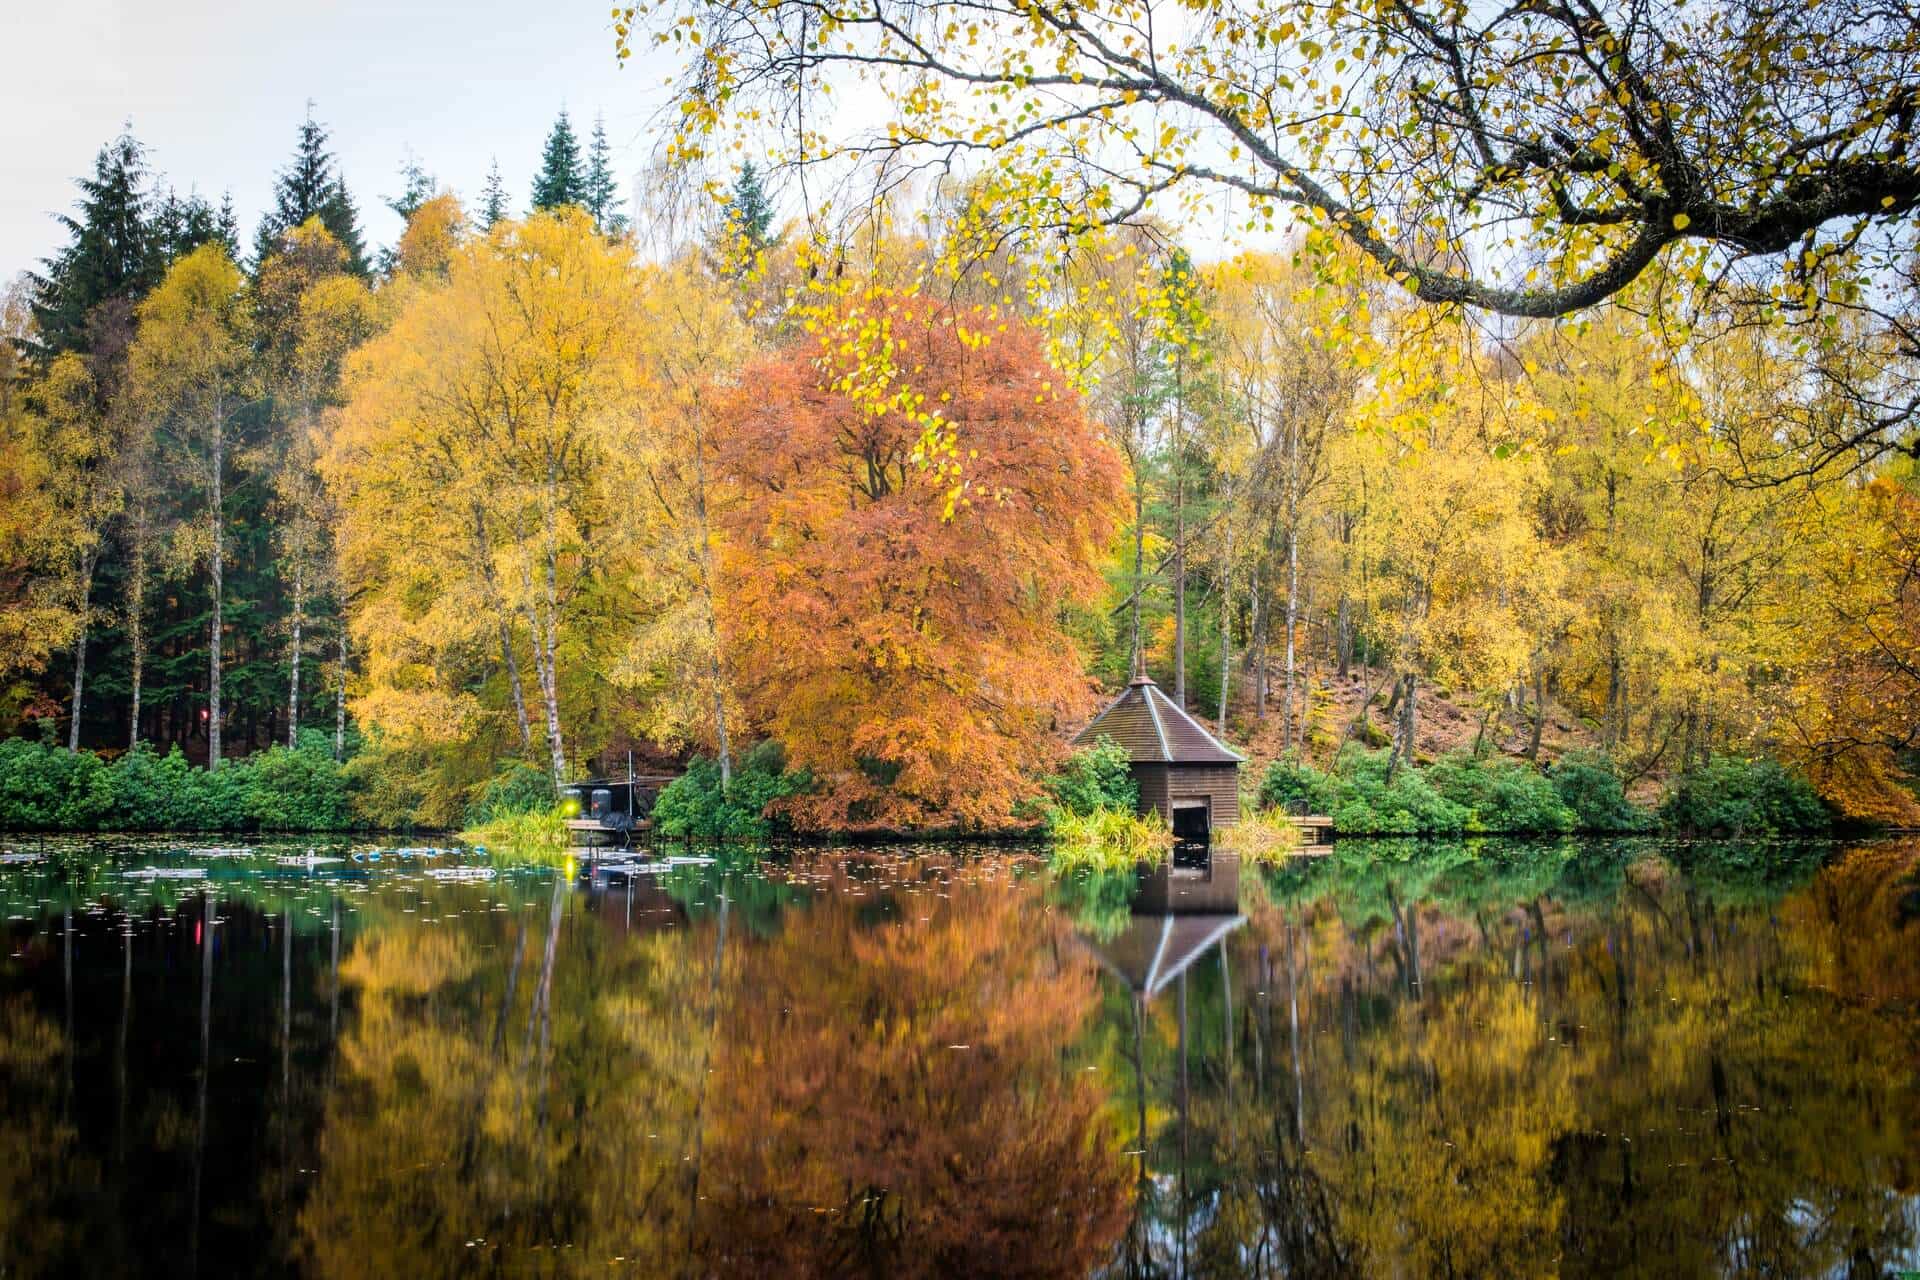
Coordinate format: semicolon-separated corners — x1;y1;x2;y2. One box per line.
28;127;161;358
721;160;775;255
529;110;586;213
479;157;509;229
384;152;436;221
582;114;627;235
256;106;370;276
152;187;233;261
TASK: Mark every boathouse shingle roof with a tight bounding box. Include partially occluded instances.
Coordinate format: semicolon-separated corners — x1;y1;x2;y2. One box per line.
1072;673;1244;765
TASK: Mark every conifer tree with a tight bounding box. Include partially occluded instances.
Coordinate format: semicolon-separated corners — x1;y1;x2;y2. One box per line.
529;110;586;212
583;114;627;235
256;106;370;276
479;158;509;229
152;187;239;262
384;152;436;221
28;128;161;359
722;160;776;256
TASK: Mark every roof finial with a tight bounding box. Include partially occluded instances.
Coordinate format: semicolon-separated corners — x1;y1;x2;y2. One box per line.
1129;648;1153;687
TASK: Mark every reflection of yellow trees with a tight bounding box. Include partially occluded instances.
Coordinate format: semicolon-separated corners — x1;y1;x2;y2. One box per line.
695;864;1130;1277
1781;844;1920;1009
1148;849;1920;1277
297;885;713;1276
0;997;83;1274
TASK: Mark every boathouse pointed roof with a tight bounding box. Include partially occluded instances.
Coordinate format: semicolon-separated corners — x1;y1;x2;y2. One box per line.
1073;665;1244;765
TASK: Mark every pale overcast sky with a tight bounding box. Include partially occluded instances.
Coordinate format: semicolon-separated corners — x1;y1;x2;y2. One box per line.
1;0;689;282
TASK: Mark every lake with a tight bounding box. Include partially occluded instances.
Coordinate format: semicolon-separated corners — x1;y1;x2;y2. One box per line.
2;834;1917;1277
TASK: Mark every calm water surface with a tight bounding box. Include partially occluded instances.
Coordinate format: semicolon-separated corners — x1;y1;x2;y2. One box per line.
1;834;1917;1277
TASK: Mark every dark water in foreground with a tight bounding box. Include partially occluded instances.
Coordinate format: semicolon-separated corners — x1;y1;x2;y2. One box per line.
1;835;1917;1278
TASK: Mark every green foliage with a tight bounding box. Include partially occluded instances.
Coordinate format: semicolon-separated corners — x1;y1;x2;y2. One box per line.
1260;746;1667;836
1660;756;1832;835
255;109;369;275
1047;807;1173;873
651;741;809;840
1257;751;1337;815
240;733;354;830
529;110;586;212
1040;736;1137;822
1257;746;1470;835
1548;750;1653;833
465;761;557;826
0;738;110;829
1425;753;1576;834
0;737;358;832
463;805;569;861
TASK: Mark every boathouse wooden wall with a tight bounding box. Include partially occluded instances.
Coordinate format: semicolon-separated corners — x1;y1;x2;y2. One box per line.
1131;763;1242;828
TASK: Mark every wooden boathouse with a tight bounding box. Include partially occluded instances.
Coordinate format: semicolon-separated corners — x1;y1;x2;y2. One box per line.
1073;670;1243;843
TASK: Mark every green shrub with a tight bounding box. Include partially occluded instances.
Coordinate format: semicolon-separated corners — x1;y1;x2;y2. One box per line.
103;742;249;830
1040;736;1137;822
0;735;364;832
465;761;557;826
1548;750;1652;833
1425;753;1576;834
1325;748;1471;834
242;734;354;830
0;738;109;829
1660;756;1831;835
1258;751;1338;815
652;741;810;840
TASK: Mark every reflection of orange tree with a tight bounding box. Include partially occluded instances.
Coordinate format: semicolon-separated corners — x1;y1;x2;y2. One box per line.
694;861;1130;1276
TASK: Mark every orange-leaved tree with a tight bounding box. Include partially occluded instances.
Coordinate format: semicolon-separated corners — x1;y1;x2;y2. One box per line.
713;297;1126;829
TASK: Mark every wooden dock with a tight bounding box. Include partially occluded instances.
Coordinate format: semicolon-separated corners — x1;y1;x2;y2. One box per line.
1287;815;1335;847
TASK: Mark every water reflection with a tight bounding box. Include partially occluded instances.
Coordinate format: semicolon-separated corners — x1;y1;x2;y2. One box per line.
0;836;1915;1276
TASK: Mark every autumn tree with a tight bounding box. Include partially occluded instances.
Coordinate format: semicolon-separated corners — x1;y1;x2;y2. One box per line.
127;245;257;768
621;0;1920;322
711;297;1126;828
327;209;646;791
615;258;751;784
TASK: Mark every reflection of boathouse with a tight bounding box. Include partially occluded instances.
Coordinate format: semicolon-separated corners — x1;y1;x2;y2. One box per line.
1073;671;1243;843
1086;854;1246;1000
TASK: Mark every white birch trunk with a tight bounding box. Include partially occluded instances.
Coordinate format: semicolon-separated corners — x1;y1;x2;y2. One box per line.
208;403;224;771
287;565;304;748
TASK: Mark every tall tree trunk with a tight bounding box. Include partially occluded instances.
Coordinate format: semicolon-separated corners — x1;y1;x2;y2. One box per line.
692;421;732;792
1172;358;1187;707
127;530;147;750
1217;523;1232;740
1130;461;1146;673
538;458;569;788
208;409;224;771
286;565;304;748
1386;673;1417;781
67;554;95;752
539;560;566;787
333;628;348;761
1526;663;1547;761
1282;522;1301;752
